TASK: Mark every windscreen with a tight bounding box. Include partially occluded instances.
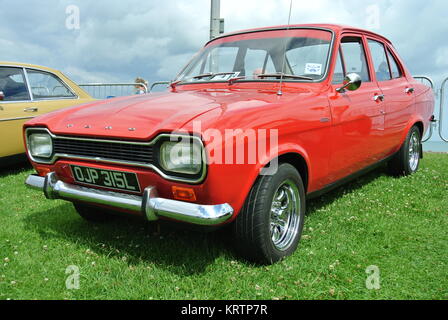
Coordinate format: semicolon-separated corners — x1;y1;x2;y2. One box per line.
176;29;333;83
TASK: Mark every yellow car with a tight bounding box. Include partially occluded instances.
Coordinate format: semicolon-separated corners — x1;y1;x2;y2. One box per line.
0;62;95;163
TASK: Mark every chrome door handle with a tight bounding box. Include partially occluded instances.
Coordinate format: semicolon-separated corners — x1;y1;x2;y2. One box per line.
380;110;386;115
24;107;38;112
373;94;385;102
405;87;415;94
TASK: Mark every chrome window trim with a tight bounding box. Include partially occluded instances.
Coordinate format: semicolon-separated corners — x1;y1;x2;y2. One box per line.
27;96;80;102
25;127;208;184
24;67;79;100
0;116;35;122
0;100;36;104
175;27;335;84
23;67;34;100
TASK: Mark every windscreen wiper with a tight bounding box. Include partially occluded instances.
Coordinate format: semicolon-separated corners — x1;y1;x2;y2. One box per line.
227;76;247;85
192;72;239;80
256;73;314;81
170;72;238;88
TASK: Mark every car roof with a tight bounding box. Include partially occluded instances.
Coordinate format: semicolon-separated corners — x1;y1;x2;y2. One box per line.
0;61;60;73
207;23;392;45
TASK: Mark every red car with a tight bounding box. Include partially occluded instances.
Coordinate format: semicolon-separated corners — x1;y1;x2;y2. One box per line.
24;24;434;264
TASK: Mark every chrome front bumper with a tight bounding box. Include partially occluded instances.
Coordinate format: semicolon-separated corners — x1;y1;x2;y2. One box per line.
25;173;234;226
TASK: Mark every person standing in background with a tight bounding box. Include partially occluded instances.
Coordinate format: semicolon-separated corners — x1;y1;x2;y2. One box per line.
134;77;148;94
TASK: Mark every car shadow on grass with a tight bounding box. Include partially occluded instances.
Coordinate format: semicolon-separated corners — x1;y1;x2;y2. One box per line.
22;165;391;272
0;160;32;178
24;203;236;276
306;165;389;216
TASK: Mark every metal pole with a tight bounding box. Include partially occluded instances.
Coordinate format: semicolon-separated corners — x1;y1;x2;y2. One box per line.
210;0;221;40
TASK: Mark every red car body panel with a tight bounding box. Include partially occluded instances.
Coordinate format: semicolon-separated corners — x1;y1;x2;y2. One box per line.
24;24;435;223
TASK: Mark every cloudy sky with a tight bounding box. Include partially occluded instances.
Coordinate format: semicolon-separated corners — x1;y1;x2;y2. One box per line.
1;0;447;86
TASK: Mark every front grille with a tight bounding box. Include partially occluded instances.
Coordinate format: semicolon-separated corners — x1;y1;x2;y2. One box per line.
53;138;154;164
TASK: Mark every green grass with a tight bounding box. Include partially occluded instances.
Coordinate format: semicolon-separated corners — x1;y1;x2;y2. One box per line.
0;153;447;300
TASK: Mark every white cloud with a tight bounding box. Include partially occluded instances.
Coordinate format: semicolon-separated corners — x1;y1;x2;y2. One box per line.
436;47;448;67
62;66;120;83
156;53;196;80
0;0;447;87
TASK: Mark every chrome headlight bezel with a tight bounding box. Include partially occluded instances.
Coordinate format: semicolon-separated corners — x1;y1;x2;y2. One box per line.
26;129;54;160
156;135;206;179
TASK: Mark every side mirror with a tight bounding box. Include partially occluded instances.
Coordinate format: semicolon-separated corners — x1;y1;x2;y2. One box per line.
336;73;362;93
0;91;4;101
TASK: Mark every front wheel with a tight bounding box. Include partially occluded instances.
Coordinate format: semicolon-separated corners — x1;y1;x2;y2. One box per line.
232;163;306;264
388;125;422;176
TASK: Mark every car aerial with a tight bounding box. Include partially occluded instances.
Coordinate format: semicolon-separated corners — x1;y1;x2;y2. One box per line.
24;24;434;264
0;62;94;165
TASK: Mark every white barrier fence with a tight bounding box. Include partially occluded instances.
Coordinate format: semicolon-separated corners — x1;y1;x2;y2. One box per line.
413;76;434;90
414;76;436;142
413;75;448;143
79;83;148;99
439;77;448;142
149;81;170;92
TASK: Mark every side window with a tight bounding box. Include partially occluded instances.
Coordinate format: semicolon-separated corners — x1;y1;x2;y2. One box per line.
367;40;391;82
340;37;370;82
26;70;75;99
387;49;402;79
332;49;345;85
0;67;31;101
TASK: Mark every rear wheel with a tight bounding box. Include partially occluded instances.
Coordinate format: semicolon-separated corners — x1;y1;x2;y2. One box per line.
232;163;306;264
73;203;114;223
388;126;422;176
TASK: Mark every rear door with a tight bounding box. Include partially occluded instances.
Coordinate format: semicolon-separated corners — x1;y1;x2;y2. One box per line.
24;68;82;115
365;38;414;156
329;34;385;181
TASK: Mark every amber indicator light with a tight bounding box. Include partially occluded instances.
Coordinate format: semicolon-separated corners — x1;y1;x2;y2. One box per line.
36;166;51;177
172;186;197;202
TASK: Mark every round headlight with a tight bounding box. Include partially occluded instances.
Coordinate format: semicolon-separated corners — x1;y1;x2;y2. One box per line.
160;140;202;175
28;133;53;158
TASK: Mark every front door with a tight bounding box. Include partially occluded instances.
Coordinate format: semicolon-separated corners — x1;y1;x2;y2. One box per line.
329;35;386;181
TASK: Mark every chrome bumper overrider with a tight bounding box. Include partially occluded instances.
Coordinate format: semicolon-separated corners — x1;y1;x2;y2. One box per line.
25;173;233;226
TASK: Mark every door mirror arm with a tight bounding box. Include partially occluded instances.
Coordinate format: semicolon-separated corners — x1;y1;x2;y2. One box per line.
0;91;5;101
336;73;362;93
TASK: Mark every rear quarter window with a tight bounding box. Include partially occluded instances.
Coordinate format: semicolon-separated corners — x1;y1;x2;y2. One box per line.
387;49;402;79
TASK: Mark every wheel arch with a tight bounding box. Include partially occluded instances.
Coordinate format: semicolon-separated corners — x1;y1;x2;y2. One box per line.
277;153;309;193
396;118;425;151
413;121;424;138
227;144;311;221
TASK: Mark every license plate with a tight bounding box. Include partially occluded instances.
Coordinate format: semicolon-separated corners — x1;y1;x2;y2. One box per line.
70;165;141;193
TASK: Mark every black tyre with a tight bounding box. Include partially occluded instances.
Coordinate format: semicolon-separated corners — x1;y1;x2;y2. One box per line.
232;163;306;264
388;126;422;176
73;203;114;223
